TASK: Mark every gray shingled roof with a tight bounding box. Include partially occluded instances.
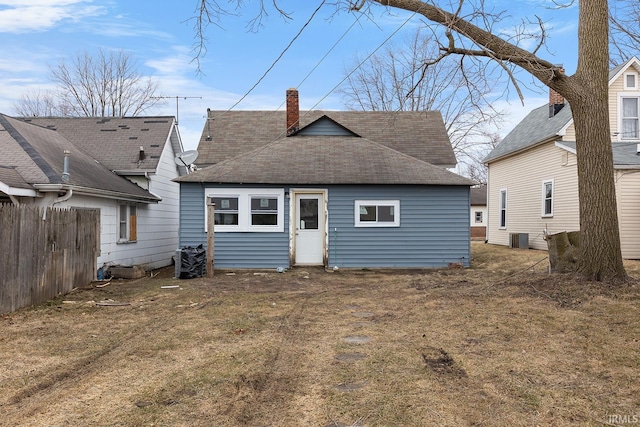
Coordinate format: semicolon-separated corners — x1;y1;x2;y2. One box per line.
483;103;573;163
557;141;640;168
198;110;457;167
470;186;487;205
19;116;176;172
177;134;472;186
0;165;32;189
0;114;159;200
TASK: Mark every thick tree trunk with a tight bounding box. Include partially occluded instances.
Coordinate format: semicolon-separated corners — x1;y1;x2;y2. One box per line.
568;0;626;280
374;0;627;280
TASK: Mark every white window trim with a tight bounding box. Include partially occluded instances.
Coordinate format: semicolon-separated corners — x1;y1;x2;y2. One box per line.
499;189;507;229
618;93;640;141
354;200;400;227
541;179;554;218
624;71;638;90
204;188;284;232
474;211;483;224
117;204;137;243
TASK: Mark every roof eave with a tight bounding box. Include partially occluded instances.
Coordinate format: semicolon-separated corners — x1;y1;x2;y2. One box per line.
33;184;160;203
485;135;561;164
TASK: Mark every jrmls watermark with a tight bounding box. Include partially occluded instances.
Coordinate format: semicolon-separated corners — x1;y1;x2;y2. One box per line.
607;414;639;425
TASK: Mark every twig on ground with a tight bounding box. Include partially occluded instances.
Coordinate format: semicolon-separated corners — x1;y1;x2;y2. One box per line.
492;257;549;285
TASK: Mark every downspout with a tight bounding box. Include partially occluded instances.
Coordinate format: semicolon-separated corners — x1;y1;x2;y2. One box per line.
43;188;73;220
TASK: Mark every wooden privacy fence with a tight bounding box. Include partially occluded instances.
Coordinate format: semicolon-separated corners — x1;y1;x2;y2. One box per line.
0;204;98;314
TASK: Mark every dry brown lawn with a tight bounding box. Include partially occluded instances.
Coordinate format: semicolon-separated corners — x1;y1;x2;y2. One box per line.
1;242;639;426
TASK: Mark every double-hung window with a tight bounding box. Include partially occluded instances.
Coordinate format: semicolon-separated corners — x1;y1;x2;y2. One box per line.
118;204;137;242
621;96;639;140
205;188;284;232
542;180;554;217
499;189;507;229
354;200;400;227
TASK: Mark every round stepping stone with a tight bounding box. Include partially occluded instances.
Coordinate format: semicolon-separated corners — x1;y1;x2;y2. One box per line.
333;381;366;392
335;352;368;362
343;335;371;344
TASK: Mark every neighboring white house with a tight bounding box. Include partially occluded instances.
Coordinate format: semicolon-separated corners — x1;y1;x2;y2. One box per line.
484;56;640;258
470;185;487;241
1;114;189;271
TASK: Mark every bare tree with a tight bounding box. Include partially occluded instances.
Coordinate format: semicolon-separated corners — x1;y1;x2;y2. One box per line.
193;0;627;281
338;28;503;180
13;49;161;117
610;1;640;65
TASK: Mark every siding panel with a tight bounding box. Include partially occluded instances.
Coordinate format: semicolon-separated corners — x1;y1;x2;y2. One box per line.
181;183;470;268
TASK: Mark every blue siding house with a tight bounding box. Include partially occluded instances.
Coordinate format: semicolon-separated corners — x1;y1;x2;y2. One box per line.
176;89;473;269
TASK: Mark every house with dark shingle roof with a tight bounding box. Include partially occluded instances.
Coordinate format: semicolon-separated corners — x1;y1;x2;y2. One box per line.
175;89;473;269
1;114;188;273
484;56;640;258
470;186;487;240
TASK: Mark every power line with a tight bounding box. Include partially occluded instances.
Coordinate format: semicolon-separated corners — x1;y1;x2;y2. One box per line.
224;0;327;113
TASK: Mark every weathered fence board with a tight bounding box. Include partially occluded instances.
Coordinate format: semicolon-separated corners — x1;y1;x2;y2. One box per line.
0;204;98;314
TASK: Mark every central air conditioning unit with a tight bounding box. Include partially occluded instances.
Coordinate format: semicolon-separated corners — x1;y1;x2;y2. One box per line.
509;233;529;249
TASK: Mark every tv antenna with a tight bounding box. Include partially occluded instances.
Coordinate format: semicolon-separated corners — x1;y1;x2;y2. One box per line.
152;96;202;125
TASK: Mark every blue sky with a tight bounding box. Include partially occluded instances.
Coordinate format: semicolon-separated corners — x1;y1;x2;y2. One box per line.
0;1;579;151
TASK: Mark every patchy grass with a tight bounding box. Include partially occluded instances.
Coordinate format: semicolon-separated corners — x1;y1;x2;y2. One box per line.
1;242;639;426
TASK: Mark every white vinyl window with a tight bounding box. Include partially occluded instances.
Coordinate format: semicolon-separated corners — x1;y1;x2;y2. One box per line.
621;96;640;139
499;189;507;229
542;180;554;217
474;211;483;223
204;188;284;232
624;72;638;90
354;200;400;227
118;204;137;243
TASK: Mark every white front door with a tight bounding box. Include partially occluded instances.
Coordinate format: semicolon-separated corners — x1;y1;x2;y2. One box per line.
294;193;324;265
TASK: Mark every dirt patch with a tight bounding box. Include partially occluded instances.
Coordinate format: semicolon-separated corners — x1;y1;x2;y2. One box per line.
1;243;640;426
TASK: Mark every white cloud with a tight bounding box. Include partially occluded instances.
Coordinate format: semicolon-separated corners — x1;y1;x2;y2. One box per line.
0;1;104;33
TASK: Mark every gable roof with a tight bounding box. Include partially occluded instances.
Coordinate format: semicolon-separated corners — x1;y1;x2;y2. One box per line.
0;114;159;201
176;134;472;186
198;110;457;168
483;103;573;163
18;116;178;173
484;57;640;164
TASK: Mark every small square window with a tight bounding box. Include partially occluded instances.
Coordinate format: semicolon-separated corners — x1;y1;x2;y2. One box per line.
474;211;483;223
625;72;638;90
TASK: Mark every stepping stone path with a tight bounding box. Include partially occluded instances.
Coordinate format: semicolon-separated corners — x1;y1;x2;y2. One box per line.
332;308;375;399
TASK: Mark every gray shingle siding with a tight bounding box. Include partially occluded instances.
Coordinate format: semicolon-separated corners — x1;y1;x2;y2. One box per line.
179;183;470;269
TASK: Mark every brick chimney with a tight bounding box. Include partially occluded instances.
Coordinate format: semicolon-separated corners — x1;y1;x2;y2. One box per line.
286;88;299;135
549;66;565;118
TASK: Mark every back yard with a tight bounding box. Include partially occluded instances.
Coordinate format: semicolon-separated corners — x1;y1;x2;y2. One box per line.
1;243;639;426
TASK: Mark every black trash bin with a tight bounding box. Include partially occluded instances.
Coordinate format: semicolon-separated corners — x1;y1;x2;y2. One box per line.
178;244;206;279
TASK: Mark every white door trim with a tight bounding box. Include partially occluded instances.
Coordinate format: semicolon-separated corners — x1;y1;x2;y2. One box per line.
289;189;328;266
